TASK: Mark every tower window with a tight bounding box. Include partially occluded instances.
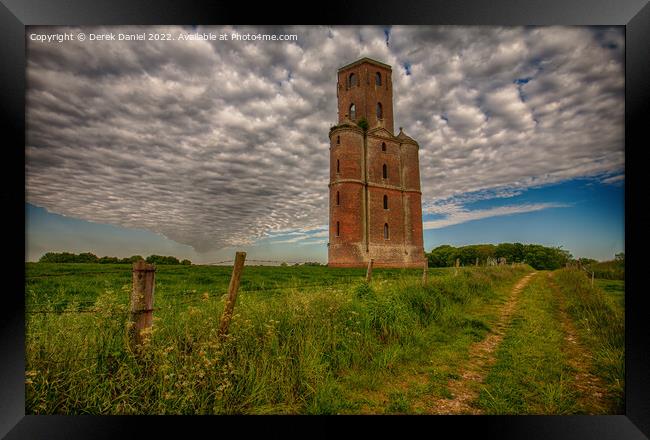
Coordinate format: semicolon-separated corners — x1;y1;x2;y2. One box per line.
382;164;387;179
337;159;340;173
336;135;340;145
349;73;357;87
381;142;386;152
336;221;340;237
349;103;356;120
383;194;388;209
376;102;383;119
384;223;389;240
376;72;382;86
336;191;340;205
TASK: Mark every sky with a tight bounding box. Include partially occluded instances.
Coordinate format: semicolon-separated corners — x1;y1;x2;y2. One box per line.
25;25;625;263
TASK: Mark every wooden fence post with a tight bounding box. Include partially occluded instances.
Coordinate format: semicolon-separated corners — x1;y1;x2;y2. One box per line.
422;260;428;285
130;260;156;352
454;258;460;276
366;259;374;283
591;271;594;287
218;251;247;341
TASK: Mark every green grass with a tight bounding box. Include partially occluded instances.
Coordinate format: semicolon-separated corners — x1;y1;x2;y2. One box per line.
477;269;624;415
477;274;580;414
594;279;624;312
586;260;624;280
25;263;531;414
552;269;625;412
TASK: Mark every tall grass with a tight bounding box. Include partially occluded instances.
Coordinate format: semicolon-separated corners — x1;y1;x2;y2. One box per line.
25;265;530;414
478;274;580;414
552;268;625;412
585;260;625;280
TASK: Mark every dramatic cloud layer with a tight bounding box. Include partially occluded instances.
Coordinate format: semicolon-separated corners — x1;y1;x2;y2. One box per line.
26;25;624;252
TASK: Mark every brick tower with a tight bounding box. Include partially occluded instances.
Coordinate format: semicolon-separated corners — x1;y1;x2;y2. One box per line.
328;57;426;268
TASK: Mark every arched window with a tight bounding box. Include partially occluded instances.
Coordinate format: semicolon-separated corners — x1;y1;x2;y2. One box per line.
349;73;357;87
384;223;389;240
382;164;387;179
336;191;340;205
383;194;388;210
376;72;382;86
336;135;340;145
337;159;340;173
381;142;386;152
336;221;340;237
349;103;356;120
376;102;383;119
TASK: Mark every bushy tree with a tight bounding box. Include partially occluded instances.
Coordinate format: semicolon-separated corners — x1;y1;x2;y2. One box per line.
427;245;458;267
145;255;181;265
39;252;98;263
427;242;572;270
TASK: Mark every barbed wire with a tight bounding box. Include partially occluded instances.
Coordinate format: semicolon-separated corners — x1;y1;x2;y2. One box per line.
26;309;105;314
26;270;131;279
205;260;235;265
25;265;434;315
206;259;330;265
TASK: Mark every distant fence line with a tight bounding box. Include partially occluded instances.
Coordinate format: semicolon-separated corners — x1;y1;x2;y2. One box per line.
26;258;519;316
26;253;525;354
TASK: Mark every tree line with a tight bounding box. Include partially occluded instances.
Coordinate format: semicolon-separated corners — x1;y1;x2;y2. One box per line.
427;243;573;270
38;252;192;265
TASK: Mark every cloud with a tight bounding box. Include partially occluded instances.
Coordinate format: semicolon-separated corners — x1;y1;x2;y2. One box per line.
26;25;624;252
423;202;571;230
601;174;624;184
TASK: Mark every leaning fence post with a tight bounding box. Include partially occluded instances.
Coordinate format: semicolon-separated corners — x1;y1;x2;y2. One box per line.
591;271;594;287
130;260;156;352
366;259;374;283
218;251;247;342
422;260;428;285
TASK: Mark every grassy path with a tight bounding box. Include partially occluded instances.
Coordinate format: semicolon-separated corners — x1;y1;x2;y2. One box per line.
426;271;537;414
339;270;536;414
546;273;609;413
477;270;621;414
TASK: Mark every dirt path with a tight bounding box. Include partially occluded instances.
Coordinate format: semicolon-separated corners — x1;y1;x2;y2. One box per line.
546;273;609;413
423;271;538;414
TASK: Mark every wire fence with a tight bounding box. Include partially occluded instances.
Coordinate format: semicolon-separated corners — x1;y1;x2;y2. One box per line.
25;278;365;315
24;260;522;368
24;256;452;316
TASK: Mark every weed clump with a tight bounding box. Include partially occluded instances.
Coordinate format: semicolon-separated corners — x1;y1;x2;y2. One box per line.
353;281;375;299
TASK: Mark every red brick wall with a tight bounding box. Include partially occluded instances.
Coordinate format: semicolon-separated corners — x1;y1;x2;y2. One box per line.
337;62;394;133
329;181;363;245
368;187;403;244
401;143;421;191
330;128;363;181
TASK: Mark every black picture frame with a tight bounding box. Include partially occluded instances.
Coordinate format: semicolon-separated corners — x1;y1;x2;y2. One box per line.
2;0;648;438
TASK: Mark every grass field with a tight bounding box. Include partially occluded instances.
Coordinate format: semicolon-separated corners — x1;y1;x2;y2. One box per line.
24;263;624;415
